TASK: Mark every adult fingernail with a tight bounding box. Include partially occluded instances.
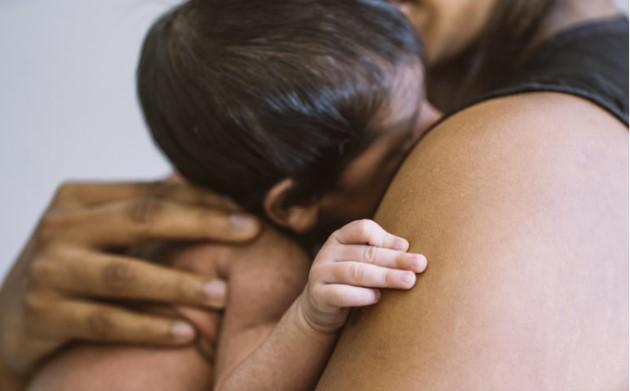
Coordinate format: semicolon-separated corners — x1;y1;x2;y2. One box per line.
229;214;258;231
204;280;227;301
171;321;195;341
401;272;416;286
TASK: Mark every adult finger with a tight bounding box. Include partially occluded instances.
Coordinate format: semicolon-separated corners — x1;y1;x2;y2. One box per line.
53;180;238;211
320;284;381;308
61;199;259;246
31;298;198;345
332;219;409;251
334;245;427;273
33;248;228;308
327;261;416;289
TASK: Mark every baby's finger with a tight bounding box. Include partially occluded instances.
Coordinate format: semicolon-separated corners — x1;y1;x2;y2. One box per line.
320;284;381;308
333;219;408;250
328;261;416;289
335;245;427;273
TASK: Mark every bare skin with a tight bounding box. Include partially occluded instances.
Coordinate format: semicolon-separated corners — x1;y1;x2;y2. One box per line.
397;0;619;67
27;225;310;391
0;181;261;389
405;0;622;110
27;215;427;391
316;92;628;389
27;93;628;391
0;1;624;388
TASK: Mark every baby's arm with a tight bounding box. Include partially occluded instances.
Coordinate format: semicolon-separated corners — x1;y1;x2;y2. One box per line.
214;219;428;390
212;227;311;382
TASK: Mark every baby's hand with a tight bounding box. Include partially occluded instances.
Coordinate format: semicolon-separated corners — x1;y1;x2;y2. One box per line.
297;219;427;334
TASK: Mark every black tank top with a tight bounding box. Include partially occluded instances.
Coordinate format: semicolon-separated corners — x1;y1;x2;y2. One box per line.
454;16;629;125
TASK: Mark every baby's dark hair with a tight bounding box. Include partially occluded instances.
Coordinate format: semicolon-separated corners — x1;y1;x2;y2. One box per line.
137;0;423;214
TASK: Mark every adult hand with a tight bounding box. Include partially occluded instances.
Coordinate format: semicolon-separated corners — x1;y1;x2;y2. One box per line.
0;180;260;376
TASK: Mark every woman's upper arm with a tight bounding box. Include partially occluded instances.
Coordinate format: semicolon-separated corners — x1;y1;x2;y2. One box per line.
316;93;628;390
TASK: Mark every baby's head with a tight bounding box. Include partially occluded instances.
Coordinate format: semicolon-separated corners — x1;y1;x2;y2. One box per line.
138;0;439;237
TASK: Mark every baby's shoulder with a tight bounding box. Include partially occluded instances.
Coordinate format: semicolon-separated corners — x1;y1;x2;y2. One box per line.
227;228;310;302
223;228;311;329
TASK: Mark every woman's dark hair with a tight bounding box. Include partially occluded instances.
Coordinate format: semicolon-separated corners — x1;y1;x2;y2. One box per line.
137;0;423;214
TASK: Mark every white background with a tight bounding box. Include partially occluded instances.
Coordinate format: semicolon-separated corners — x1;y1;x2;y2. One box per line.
0;0;177;280
0;0;628;280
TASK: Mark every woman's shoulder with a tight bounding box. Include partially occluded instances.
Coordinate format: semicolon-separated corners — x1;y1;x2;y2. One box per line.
315;92;628;389
399;88;624;213
380;91;627;241
420;91;627;168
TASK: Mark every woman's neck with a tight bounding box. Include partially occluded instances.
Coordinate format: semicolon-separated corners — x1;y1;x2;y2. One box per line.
426;0;624;112
534;0;622;47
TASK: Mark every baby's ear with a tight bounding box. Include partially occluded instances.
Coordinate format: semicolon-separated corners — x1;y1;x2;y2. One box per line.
264;178;319;233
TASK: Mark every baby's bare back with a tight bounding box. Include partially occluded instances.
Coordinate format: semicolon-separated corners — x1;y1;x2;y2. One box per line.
28;230;310;391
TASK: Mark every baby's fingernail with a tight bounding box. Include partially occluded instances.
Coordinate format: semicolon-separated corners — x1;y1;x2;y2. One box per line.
229;214;258;231
413;255;428;272
204;280;227;302
393;238;409;251
171;321;195;341
401;272;416;286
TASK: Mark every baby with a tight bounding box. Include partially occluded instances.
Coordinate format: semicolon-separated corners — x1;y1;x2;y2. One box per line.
28;0;440;389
